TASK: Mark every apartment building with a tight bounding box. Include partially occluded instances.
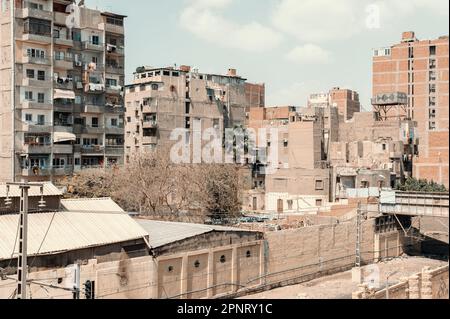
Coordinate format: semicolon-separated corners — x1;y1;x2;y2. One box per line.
124;66;257;162
0;0;126;182
308;87;361;122
372;31;449;187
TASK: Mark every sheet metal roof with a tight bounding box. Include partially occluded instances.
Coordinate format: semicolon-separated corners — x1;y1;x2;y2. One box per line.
60;198;125;213
0;182;63;198
0;212;148;261
136;220;254;249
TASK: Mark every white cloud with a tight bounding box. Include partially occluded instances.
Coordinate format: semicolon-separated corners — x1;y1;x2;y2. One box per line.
286;44;332;64
179;0;283;52
272;0;362;43
272;0;449;43
267;81;325;106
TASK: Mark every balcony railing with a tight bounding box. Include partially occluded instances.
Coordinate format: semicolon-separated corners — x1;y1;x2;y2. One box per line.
83;125;105;134
85;83;106;93
20;54;51;65
21;144;52;154
54;57;74;69
82;41;104;51
20;100;52;110
81;145;105;154
143;120;158;129
21;167;51;177
21;76;52;88
142;136;158;145
106;44;125;55
54;78;74;89
105;64;125;74
105;146;124;155
16;5;53;20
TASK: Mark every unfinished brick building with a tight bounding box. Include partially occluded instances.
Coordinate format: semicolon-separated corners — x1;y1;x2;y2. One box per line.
372;32;449;187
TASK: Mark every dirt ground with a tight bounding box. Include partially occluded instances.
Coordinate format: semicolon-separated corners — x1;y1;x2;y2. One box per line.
240;256;448;299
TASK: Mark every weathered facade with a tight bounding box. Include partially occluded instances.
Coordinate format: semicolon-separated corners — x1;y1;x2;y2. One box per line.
372;32;449;187
0;0;126;183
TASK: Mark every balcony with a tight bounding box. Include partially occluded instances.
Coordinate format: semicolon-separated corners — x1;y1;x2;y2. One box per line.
54;36;74;47
20;32;52;45
105;146;124;155
20;100;52;110
105;105;125;114
54;79;74;90
104;23;125;35
83;125;104;134
105;85;122;95
105;125;124;135
54;57;74;69
85;83;106;94
105;64;125;75
53;12;68;25
21;76;52;88
16;7;53;20
82;41;104;52
20;122;52;133
81;145;105;155
54;102;74;113
143;120;158;129
142;105;158;114
19;54;51;66
53;124;73;133
20;144;51;154
53;144;73;154
52;166;74;176
142;136;158;145
21;167;51;177
106;44;125;56
85;104;104;113
84;63;105;73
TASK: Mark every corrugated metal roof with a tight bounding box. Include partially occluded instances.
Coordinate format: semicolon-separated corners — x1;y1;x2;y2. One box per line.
0;182;63;198
136;220;255;249
0;212;148;261
60;198;125;213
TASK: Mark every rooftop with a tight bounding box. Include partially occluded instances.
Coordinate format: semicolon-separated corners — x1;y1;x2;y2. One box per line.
0;183;63;198
0;211;148;261
136;219;258;249
60;197;125;213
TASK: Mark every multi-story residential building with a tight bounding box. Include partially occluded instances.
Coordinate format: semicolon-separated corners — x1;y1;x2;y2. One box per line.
0;0;126;182
308;87;361;122
373;31;449;187
124;66;260;162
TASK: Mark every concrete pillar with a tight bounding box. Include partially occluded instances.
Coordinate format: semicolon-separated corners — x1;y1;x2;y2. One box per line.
206;252;214;298
231;246;239;293
352;267;362;284
421;267;433;299
151;258;159;299
259;242;266;286
408;275;420;299
180;255;189;299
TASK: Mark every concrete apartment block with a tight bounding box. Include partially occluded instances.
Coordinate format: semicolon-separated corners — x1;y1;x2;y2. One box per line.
373;32;449;187
308;87;361;122
124;66;260;161
0;0;126;183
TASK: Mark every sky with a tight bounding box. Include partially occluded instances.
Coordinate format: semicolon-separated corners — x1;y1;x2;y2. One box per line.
87;0;449;110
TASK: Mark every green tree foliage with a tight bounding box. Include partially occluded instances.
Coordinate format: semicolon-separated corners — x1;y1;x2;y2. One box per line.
395;177;448;193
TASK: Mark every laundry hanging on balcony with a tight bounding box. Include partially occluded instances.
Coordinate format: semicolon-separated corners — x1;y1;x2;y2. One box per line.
53;132;77;143
54;89;76;100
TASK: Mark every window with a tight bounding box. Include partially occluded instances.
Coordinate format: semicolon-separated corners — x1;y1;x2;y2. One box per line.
26;69;35;78
315;180;324;190
430;45;436;56
429;84;436;94
151;84;158;91
37;93;44;103
37;70;45;81
163;70;170;76
25;114;32;122
37;115;45;125
287;200;293;210
25;91;33;101
127;116;131;123
91;117;99;128
91;35;100;45
429;121;436;131
106;78;118;87
316;199;323;207
283;139;288;148
382;144;387;151
111;118;118;127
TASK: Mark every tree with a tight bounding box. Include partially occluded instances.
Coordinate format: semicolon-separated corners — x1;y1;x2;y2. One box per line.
60;149;243;224
395;177;448;193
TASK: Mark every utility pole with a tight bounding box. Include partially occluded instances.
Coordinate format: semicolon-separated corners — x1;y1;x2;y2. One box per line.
356;201;362;269
5;182;45;299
